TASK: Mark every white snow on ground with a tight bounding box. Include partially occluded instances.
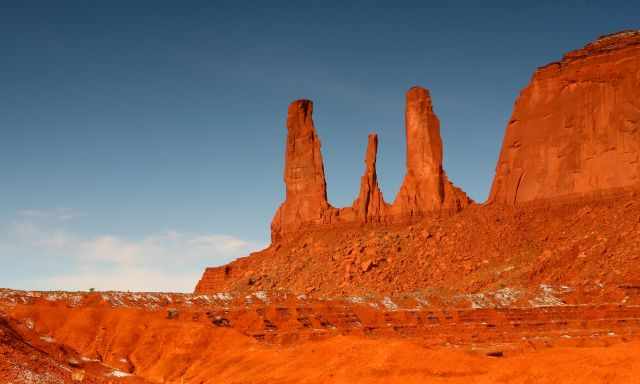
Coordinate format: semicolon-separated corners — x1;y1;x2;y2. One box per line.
347;296;365;304
529;284;566;307
214;292;233;301
493;287;522;307
108;369;131;378
382;297;398;311
254;291;268;302
40;335;55;343
466;293;491;309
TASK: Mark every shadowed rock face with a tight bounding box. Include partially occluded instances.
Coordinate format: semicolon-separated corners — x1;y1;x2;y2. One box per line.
270;86;471;240
489;30;640;205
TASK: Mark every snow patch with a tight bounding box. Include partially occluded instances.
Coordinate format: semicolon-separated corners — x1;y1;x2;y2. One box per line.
40;335;55;343
254;291;268;302
466;293;490;309
382;297;398;311
493;288;521;307
108;369;131;378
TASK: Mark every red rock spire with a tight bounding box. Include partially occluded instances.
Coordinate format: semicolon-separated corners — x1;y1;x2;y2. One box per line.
271;100;331;240
352;133;387;222
391;86;470;216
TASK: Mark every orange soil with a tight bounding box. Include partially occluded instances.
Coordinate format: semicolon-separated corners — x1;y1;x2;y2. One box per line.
1;290;639;383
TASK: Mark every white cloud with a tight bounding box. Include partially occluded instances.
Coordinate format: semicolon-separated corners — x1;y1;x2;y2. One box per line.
18;208;83;222
0;211;264;292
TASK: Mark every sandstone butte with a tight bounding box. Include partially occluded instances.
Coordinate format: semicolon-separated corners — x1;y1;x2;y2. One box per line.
4;31;640;384
489;30;640;204
195;30;640;296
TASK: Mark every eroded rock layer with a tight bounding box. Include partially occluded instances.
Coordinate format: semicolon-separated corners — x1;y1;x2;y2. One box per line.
489;30;640;204
3;290;640;383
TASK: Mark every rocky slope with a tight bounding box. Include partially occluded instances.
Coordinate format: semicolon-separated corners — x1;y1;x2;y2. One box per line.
197;190;640;297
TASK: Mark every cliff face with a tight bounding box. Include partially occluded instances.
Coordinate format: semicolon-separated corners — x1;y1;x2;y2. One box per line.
489;30;640;204
270;86;471;241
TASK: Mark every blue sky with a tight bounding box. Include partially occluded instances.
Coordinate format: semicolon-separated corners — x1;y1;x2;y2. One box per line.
1;1;637;291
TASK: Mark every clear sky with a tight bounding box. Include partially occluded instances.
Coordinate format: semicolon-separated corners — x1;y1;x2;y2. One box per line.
1;1;637;291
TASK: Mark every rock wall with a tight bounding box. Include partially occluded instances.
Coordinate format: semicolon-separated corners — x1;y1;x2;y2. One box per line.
271;86;471;240
489;30;640;205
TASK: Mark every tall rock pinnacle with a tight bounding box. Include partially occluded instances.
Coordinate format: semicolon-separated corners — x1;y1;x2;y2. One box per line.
352;133;387;222
271;100;332;240
391;86;470;216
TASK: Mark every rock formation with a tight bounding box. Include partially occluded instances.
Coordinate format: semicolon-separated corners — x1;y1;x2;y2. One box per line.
270;86;471;240
196;30;640;298
390;87;471;217
489;30;640;204
391;87;444;214
352;134;388;222
270;100;334;240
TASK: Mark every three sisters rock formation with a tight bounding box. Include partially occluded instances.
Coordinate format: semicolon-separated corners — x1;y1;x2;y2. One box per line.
196;30;640;294
271;86;471;241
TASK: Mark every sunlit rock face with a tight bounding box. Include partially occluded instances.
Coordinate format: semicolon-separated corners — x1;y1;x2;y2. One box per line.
489;30;640;205
351;133;388;223
389;86;471;218
270;99;333;241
